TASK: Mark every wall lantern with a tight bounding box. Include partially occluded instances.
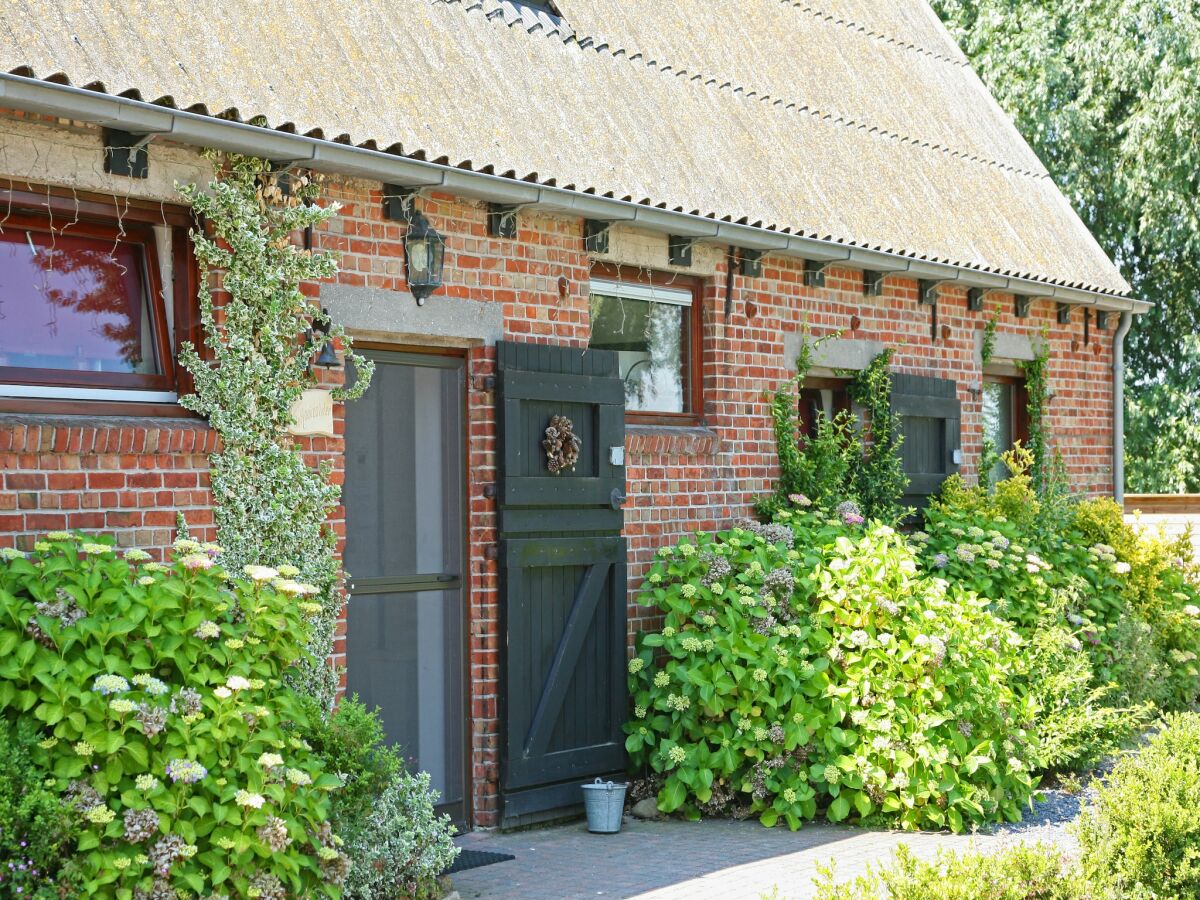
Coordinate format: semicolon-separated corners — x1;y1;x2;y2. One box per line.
383;185;446;306
404;211;446;306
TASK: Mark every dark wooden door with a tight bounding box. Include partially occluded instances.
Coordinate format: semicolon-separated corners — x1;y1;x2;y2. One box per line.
496;341;628;825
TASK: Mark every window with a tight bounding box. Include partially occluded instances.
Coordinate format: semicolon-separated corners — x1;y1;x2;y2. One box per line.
588;273;701;421
0;184;194;413
981;375;1030;483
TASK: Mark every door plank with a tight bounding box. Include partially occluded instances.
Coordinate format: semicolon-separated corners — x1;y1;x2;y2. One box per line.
523;561;613;759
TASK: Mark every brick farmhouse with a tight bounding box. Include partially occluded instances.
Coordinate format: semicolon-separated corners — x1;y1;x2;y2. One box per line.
0;0;1145;827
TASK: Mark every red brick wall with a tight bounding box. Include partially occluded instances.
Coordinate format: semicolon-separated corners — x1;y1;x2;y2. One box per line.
1;169;1120;828
0;419;217;554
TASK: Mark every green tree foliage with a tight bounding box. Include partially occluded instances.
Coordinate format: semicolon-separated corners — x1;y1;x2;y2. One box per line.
933;0;1200;492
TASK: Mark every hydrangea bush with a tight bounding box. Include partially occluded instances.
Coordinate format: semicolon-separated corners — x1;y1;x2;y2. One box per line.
0;534;347;898
625;507;1038;832
920;447;1200;717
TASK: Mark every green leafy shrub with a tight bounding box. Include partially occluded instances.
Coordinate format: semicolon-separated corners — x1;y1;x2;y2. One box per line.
295;695;458;898
1072;498;1200;709
0;534;347;898
1076;712;1200;898
625;511;1038;833
811;842;1079;900
1023;605;1153;772
0;720;80;897
341;769;459;900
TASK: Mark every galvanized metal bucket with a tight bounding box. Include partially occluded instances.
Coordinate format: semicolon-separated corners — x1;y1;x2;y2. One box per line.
581;778;627;833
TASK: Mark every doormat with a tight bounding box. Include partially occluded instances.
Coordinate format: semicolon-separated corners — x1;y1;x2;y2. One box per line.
444;849;516;875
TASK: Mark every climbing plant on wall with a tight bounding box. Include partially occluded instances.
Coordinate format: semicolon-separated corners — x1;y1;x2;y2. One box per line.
847;350;909;523
757;338;908;524
1020;337;1051;496
178;155;374;710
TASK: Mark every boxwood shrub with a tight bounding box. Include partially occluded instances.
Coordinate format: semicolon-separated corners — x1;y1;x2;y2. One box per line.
0;534;347;898
625;506;1038;832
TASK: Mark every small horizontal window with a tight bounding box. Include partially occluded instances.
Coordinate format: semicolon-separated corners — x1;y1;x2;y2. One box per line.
0;211;175;398
588;277;698;416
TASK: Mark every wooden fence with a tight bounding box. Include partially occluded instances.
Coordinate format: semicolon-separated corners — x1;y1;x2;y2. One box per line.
1124;494;1200;561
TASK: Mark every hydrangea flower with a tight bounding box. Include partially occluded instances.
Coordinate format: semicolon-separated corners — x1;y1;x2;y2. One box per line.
226;638;246;650
788;493;813;507
243;565;279;582
45;531;75;541
123;548;152;562
174;539;202;554
182;554;215;571
932;552;950;570
213;686;233;699
0;547;26;560
653;671;670;687
227;675;252;691
137;575;156;586
823;765;841;785
277;564;300;578
235;790;266;809
298;601;323;616
85;805;116;824
109;698;136;714
258;752;285;769
782;787;798;804
666;693;691;711
165;759;207;784
1114;561;1132;574
955;546;976;564
1184;605;1200;617
285;768;312;786
275;580;319;596
131;674;168;695
849;629;871;648
93;674;130;696
135;774;160;791
753;668;768;682
194;621;220;640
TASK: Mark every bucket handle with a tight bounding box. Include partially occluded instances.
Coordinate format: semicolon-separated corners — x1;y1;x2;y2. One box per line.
593;777;615;792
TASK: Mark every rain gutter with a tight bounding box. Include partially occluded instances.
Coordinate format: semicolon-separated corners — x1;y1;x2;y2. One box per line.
0;72;1150;314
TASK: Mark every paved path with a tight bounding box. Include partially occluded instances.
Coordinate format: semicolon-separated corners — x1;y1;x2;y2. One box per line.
451;794;1081;900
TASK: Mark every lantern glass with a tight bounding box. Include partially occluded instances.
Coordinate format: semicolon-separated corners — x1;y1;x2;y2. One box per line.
405;211;446;304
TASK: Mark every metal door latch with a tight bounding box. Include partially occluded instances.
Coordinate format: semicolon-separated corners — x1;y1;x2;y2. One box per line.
610;488;627;510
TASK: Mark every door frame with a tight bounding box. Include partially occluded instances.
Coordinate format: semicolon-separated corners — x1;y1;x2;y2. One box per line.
347;342;473;829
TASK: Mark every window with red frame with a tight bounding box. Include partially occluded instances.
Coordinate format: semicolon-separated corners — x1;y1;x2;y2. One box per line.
587;269;703;423
0;186;194;411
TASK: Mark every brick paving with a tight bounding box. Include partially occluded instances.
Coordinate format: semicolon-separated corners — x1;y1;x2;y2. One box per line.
451;815;1072;899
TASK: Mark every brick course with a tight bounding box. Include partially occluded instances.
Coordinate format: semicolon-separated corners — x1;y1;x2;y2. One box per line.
1;145;1120;828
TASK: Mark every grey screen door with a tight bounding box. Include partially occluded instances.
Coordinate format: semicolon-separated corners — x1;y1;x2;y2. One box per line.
343;349;467;825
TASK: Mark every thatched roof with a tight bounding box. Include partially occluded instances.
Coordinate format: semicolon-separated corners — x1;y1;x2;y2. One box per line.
0;0;1131;296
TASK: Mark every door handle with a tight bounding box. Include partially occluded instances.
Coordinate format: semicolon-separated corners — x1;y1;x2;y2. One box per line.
610;488;627;510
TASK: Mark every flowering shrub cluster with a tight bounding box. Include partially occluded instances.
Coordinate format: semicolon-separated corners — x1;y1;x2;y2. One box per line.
0;534;347;898
625;506;1037;832
917;448;1200;769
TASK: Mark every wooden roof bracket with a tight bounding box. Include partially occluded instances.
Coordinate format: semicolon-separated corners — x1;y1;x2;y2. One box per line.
919;279;959;306
803;258;842;289
966;287;1004;311
863;264;911;297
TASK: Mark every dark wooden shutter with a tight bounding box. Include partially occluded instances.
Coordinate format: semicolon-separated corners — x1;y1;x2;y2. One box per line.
496;341;628;826
891;373;961;509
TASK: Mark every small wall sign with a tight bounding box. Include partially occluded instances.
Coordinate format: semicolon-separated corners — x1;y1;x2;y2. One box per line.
287;389;335;437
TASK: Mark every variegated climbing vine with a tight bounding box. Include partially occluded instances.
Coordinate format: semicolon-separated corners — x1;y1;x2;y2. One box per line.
178;155;373;710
